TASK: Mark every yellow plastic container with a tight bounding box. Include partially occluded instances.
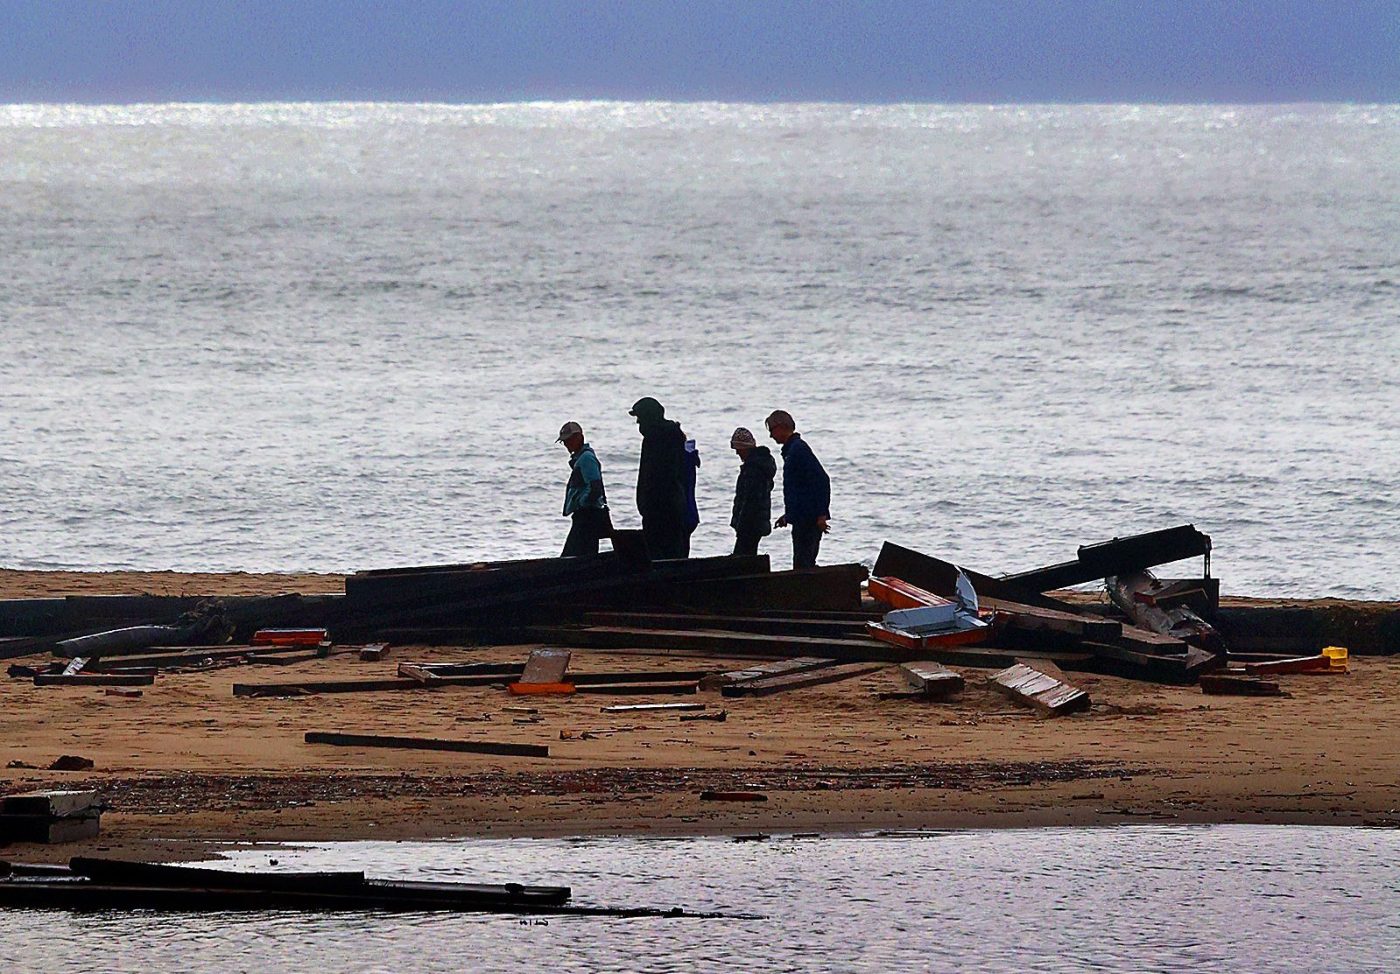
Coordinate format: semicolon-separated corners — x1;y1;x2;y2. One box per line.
1322;646;1349;671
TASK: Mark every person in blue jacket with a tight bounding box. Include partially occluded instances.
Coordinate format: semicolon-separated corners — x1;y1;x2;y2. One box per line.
765;409;830;569
557;421;611;557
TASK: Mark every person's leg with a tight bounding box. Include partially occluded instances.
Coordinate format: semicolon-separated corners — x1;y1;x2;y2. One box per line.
791;521;821;569
732;531;759;557
562;514;588;557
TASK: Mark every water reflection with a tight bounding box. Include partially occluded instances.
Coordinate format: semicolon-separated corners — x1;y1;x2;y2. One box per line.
3;826;1398;973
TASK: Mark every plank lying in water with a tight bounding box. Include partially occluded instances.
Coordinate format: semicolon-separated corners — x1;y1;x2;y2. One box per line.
304;732;548;758
721;662;887;698
988;660;1091;716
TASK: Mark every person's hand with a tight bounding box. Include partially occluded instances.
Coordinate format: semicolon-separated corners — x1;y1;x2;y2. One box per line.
817;516;830;534
775;515;788;529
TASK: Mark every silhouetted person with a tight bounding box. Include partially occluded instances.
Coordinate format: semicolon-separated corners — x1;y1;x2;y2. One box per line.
630;397;690;559
557;421;611;557
765;409;830;569
728;427;775;557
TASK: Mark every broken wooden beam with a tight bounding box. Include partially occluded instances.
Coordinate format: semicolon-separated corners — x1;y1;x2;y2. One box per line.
657;565;868;613
1108;570;1226;653
358;644;389;662
303;732;548;757
1002;524;1212;593
721;662;887;698
897;662;966;700
1199;674;1283;696
988;659;1090;716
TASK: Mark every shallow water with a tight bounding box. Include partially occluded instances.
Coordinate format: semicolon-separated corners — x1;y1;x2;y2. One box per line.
1;826;1398;972
0;103;1396;596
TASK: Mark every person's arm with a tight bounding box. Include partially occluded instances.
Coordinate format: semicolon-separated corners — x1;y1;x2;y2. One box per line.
578;451;605;507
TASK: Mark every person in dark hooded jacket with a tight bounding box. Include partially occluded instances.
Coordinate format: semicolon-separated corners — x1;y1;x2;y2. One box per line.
630;396;691;559
728;427;775;557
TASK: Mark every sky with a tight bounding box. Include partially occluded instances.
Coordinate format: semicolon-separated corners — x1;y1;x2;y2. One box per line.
1;0;1397;104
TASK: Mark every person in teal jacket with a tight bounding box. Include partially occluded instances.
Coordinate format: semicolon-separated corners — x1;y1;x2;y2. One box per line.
557;421;611;557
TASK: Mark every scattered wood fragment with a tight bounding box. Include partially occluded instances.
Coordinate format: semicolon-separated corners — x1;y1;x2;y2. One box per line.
104;688;143;698
358;644;389;662
680;709;727;722
303;732;549;758
722;662;887;699
897;662;965;700
1199;674;1283;696
599;702;706;714
61;657;88;677
988;659;1090;717
518;648;571;685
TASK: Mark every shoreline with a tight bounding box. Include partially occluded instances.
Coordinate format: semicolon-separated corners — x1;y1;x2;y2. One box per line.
3;570;1398;864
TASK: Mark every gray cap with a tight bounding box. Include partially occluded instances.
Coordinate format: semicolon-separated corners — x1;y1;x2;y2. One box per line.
556;421;583;443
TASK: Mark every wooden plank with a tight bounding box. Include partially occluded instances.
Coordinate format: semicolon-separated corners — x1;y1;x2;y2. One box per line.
518;649;571;685
396;663;441;684
698;657;838;690
236;678;423;697
721;662;887;698
583;611;866;638
1199;674;1283;696
1003;524;1212;592
304;732;548;758
1;790;98;818
358;644;389;662
985;598;1122;641
402;662;524;678
657;565;868;613
575;682;699;696
34;673;154;687
1082;641;1220;684
898;662;966;699
1243;654;1330;675
988;661;1091;716
599;702;707;713
538;625;919;664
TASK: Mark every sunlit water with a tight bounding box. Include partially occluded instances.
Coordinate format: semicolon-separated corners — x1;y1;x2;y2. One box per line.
1;827;1398;972
0;103;1396;596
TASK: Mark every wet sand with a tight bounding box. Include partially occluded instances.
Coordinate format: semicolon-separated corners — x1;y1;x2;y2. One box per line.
2;570;1398;862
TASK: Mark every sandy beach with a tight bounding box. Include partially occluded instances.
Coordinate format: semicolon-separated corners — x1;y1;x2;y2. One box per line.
3;569;1397;863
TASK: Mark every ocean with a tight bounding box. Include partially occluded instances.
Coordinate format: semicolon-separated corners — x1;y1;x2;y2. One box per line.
0;102;1395;597
3;827;1399;973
